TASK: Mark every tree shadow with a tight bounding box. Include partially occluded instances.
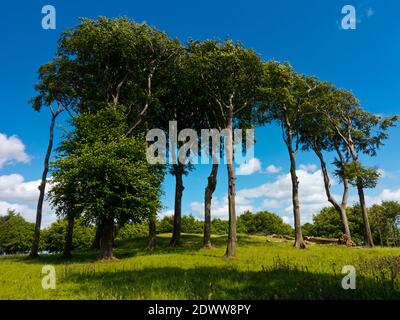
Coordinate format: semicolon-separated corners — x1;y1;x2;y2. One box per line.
59;265;400;300
7;234;278;264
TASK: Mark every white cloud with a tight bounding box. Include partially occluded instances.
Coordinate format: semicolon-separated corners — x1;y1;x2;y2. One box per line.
0;133;30;168
261;199;283;209
0;174;41;204
266;164;281;174
237;165;333;223
0;174;55;227
365;187;400;207
299;163;318;173
190;195;254;220
0;200;54;227
188;163;333;224
236;158;262;175
281;216;291;225
158;209;174;218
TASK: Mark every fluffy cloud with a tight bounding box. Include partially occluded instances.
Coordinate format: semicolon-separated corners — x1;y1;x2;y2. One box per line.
237;165;334;223
299;163;318;173
365;187;400;207
266;164;281;174
0;174;54;227
190;195;254;220
0;174;41;203
0;133;30;168
236;158;262;175
158;209;174;218
189;164;333;224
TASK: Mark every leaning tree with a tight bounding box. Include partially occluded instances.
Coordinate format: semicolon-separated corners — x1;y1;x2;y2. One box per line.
258;61;314;249
29;57;77;258
318;89;397;247
299;80;354;245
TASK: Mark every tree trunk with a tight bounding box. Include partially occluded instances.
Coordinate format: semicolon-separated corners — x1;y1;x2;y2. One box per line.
29;114;57;258
92;222;103;249
341;177;351;237
356;180;374;247
98;219;115;260
170;163;184;247
316;149;352;239
391;224;398;247
377;226;383;247
62;216;74;258
147;215;157;251
288;146;306;249
204;163;219;248
225;106;237;258
338;206;351;240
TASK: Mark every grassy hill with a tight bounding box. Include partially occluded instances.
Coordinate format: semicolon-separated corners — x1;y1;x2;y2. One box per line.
1;234;400;299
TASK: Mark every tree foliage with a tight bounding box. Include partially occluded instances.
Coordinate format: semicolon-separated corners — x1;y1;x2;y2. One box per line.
0;210;35;254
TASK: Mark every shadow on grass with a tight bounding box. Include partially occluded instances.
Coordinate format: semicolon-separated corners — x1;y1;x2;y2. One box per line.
8;234;262;264
60;263;400;300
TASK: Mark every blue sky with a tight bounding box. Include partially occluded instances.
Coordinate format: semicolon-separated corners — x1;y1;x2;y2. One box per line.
1;0;399;226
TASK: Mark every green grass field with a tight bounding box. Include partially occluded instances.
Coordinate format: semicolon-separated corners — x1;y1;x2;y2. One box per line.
1;234;400;300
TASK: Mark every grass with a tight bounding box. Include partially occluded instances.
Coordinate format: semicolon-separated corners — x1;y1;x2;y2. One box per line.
1;233;400;299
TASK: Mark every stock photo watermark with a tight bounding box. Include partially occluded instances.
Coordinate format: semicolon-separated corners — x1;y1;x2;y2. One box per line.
341;5;356;30
41;265;56;289
341;265;356;290
41;5;56;30
146;121;255;165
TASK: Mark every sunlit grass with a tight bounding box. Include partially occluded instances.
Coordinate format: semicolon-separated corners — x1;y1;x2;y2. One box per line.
1;233;400;299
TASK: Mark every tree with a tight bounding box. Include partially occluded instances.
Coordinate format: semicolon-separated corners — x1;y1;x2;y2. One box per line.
203;162;219;248
189;40;263;257
157;215;174;234
369;201;400;246
300;81;353;243
147;215;158;251
158;50;202;247
29;57;76;258
259;62;311;248
307;206;364;244
56;17;181;250
48;144;85;258
40;218;95;253
57;17;182;128
238;211;293;235
51;107;164;259
319;89;397;247
0;210;35;254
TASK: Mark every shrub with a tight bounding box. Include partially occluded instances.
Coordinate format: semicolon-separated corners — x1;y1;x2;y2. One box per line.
157;215;174;233
116;222;148;240
41;218;95;253
0;210;34;254
237;211;293;235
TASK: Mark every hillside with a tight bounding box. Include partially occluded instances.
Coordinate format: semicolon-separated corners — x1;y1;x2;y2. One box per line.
1;234;400;299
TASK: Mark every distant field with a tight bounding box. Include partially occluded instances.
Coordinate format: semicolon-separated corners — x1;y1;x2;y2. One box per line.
1;234;400;300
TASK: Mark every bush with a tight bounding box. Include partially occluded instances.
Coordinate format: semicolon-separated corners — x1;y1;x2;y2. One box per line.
181;214;203;233
157;214;203;234
157;215;174;233
211;218;228;235
41;218;95;253
116;222;148;240
301;223;315;236
237;211;293;235
0;210;34;254
305;205;364;244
